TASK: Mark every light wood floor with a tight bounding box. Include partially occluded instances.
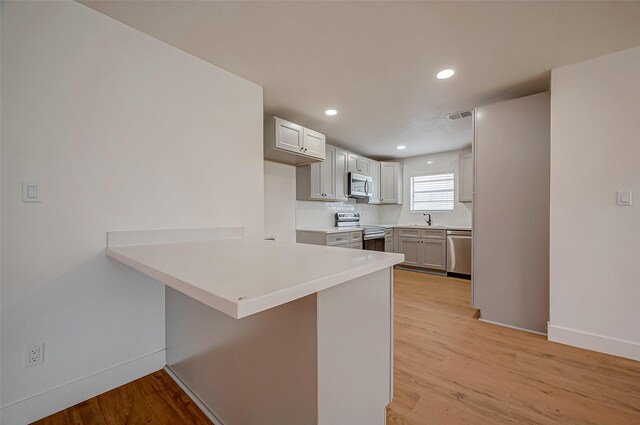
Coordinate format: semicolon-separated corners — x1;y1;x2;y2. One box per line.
32;370;212;425
387;269;640;425
33;269;640;425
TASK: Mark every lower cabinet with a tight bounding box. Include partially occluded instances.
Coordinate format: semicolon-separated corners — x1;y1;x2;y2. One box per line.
419;239;446;270
396;228;446;271
296;230;363;250
384;237;394;252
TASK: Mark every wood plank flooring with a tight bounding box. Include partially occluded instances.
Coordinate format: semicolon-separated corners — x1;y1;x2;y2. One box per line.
32;370;212;425
387;269;640;425
33;269;640;425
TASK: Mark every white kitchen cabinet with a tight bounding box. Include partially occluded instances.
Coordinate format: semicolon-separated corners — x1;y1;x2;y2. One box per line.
297;230;363;250
303;128;326;160
384;237;394;252
275;117;304;153
264;116;326;165
459;151;473;203
419;239;447;270
347;153;371;175
398;237;420;267
380;162;402;205
384;228;394;253
296;145;336;201
323;145;337;199
368;160;381;204
335;148;349;201
395;227;446;271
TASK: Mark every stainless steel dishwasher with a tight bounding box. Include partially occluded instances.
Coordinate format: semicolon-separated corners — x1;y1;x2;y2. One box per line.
446;230;472;276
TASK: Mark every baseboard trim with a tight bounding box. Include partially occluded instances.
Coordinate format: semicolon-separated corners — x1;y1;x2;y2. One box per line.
478;318;548;336
548;324;640;361
1;349;166;425
164;365;224;425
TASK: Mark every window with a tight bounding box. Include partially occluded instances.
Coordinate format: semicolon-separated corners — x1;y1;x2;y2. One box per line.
410;172;455;211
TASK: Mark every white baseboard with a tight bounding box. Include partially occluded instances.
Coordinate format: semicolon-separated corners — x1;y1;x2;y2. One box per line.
548;324;640;361
1;349;166;425
164;365;224;425
478;318;548;336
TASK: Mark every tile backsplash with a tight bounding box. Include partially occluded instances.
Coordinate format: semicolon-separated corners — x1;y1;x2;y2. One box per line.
296;199;383;228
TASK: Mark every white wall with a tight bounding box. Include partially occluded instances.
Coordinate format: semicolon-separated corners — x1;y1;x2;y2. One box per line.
549;46;640;360
264;161;296;242
0;2;263;423
378;149;472;227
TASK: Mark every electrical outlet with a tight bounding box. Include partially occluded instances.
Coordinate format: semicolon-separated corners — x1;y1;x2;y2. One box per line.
26;343;44;367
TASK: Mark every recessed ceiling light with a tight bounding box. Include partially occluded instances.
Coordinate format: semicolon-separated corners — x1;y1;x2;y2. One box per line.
427;160;433;164
397;145;406;150
325;109;337;116
437;69;455;80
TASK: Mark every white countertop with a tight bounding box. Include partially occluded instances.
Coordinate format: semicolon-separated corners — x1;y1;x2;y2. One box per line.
373;224;472;231
297;224;472;233
296;227;365;234
107;238;403;319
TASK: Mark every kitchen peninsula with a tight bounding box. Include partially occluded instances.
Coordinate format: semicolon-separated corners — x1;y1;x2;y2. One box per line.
106;228;403;425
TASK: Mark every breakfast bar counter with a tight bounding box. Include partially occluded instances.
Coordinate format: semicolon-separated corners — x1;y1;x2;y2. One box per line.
106;228;403;425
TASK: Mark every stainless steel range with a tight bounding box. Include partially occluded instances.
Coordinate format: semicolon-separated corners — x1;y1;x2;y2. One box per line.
335;213;386;251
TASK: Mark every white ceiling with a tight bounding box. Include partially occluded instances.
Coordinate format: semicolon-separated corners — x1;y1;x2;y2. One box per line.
81;1;640;159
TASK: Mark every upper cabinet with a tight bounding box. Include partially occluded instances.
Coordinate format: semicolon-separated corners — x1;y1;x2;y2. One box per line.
379;162;402;204
302;128;325;160
459;151;473;203
265;116;326;165
335;148;349;202
347;153;371;175
297;145;336;201
296;144;402;205
368;160;381;204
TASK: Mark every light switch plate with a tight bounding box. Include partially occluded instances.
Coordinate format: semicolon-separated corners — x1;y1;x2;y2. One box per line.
22;181;41;203
616;190;632;206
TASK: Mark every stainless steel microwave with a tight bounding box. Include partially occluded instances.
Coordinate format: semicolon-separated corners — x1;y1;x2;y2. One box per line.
348;172;373;198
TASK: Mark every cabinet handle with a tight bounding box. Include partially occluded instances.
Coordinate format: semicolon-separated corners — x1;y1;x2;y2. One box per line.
304;148;308;152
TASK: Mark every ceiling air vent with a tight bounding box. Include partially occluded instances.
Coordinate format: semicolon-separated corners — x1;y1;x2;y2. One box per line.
446;110;473;120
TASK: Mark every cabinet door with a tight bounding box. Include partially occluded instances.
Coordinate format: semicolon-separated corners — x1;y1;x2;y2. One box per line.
459;152;473;203
384;237;394;252
358;157;371;175
347;153;359;173
275;117;304;154
335;149;349;201
420;239;447;270
398;237;420;267
303;128;326;160
380;162;399;204
309;162;324;200
368;160;381;204
322;145;336;200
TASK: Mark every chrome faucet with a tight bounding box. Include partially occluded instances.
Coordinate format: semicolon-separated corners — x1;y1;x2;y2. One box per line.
423;213;432;226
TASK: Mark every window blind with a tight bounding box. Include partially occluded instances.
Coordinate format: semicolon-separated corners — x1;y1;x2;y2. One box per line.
410;172;455;211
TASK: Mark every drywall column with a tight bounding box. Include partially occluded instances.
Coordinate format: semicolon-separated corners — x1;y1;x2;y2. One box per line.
549;46;640;360
473;92;550;333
